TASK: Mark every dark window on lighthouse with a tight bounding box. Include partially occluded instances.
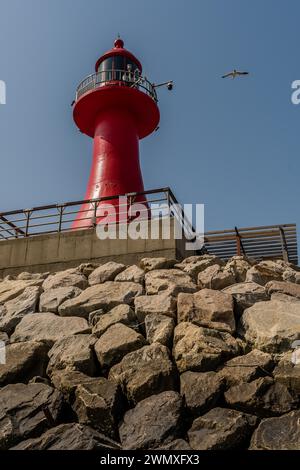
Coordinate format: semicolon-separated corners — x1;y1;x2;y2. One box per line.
98;56;140;82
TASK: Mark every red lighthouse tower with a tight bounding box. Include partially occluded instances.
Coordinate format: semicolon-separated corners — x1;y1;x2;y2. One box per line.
72;38;160;228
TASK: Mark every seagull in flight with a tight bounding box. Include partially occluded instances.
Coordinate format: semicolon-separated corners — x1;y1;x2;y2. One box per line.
222;69;249;79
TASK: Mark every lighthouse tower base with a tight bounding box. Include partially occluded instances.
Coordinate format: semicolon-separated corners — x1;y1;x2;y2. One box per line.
0;218;191;278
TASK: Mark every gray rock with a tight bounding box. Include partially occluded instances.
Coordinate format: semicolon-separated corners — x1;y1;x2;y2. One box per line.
10;423;120;450
92;304;137;337
175;255;223;280
39;286;82;314
135;293;177;323
145;314;174;347
0;341;49;386
180;371;225;416
0;279;43;304
173;322;240;373
0;286;41;334
0;383;63;450
0;332;9;344
224;256;253;283
115;265;145;283
197;265;235;290
273;352;300;394
88;262;126;286
119;391;183;449
158;439;191;450
88;309;104;326
140;257;177;272
50;370;99;401
58;282;143;318
223;281;269;317
245;260;286;285
42;268;88;291
188;407;258;450
47;334;97;377
17;272;49;281
218;349;274;387
94;323;146;369
78;262;100;277
10;312;89;346
239;298;300;352
145;269;197;297
249;410;300;450
73;379;123;438
109;343;176;404
177;288;235;333
224;377;297;417
265;280;300;300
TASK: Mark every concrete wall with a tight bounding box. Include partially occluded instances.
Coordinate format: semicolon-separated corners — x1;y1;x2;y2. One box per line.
0;218;191;277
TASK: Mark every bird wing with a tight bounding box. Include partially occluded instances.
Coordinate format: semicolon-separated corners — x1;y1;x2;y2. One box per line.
222;72;233;78
236;71;249;76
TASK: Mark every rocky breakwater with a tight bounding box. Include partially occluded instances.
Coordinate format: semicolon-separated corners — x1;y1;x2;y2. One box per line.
0;257;300;450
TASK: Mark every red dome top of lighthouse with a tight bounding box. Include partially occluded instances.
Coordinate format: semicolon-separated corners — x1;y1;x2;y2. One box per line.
95;37;142;73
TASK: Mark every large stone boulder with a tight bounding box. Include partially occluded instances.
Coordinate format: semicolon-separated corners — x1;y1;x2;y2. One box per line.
177;289;235;333
109;343;176;404
173;322;240;373
88;262;126;286
0;279;43;304
0;383;63;450
180;371;225;416
10;312;89;346
47;334;97;377
187;407;258;450
0;286;41;334
39;286;82;314
42;268;88;291
239;298;300;352
50;370;98;402
135;294;177;323
140;257;177;272
145;314;174;347
94;323;146;369
224;256;253;283
10;423;120;450
17;272;49;281
265;280;300;300
119;391;183;449
92;304;137;337
197;265;235;290
58;282;143;318
245;260;286;285
249;410;300;450
115;265;145;283
0;341;49;386
218;349;274;387
224;377;297;417
145;269;197;297
273;352;300;394
175;255;223;280
73;379;123;438
223;282;269;317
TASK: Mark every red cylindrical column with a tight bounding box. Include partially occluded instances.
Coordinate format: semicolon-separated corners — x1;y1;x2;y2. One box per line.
72;38;160;229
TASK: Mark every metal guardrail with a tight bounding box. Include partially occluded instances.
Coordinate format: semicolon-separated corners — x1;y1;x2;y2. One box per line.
204;224;298;265
0;188;195;242
0;189;298;264
75;69;158;102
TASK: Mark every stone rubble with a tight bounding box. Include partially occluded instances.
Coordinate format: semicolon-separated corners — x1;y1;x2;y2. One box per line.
0;255;299;450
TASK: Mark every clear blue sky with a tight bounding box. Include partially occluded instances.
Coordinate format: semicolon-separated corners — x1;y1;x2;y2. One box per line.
0;0;299;244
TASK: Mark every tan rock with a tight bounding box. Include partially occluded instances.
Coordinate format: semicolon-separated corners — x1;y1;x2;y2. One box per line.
145;269;197;296
58;281;143;318
88;262;126;286
140;257;177;272
134;294;177;323
197;265;235;290
92;304;137;337
177;289;235;333
42;268;87;291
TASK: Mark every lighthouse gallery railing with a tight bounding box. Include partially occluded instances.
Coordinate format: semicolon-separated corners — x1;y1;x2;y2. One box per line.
75;70;158;102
